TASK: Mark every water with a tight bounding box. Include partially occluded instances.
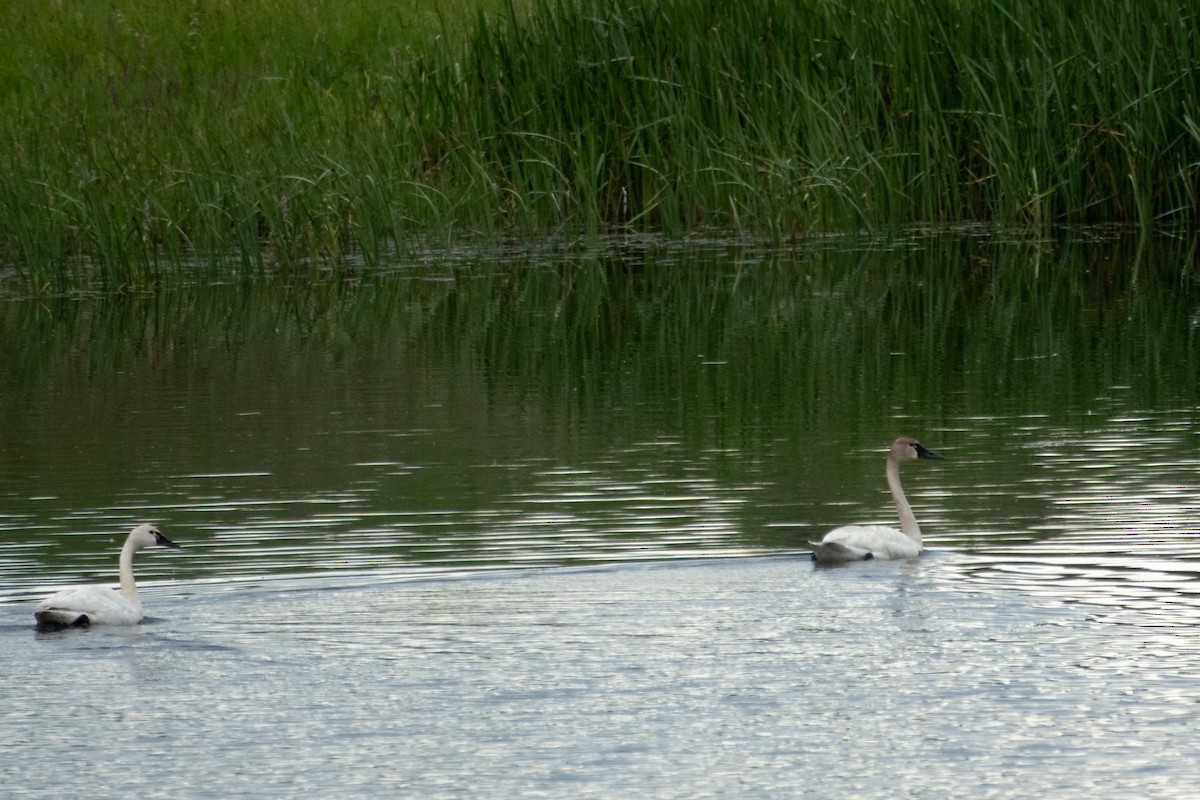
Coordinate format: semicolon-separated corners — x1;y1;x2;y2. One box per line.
2;233;1200;797
5;558;1198;798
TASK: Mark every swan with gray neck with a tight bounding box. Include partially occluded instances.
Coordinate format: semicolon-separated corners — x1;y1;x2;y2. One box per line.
810;437;942;563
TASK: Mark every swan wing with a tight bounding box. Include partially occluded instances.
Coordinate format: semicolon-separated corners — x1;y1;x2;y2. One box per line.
34;585;143;629
812;525;921;562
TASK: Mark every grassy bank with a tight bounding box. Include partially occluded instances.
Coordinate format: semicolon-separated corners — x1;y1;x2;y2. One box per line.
1;0;1197;282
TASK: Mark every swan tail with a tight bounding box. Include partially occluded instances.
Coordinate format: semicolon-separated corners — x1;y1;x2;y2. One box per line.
809;540;874;563
34;608;90;632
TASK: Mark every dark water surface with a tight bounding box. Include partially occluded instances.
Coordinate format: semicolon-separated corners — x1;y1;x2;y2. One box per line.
2;232;1199;797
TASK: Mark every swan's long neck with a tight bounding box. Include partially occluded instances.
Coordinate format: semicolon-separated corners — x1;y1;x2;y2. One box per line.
118;539;141;605
887;457;922;545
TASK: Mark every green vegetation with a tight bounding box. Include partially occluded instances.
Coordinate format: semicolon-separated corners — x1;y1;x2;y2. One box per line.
0;0;1197;283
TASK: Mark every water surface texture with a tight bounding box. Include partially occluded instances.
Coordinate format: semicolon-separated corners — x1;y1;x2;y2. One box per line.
2;232;1199;797
6;558;1199;798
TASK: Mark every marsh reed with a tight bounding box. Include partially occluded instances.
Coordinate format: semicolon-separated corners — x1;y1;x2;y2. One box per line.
0;0;1196;283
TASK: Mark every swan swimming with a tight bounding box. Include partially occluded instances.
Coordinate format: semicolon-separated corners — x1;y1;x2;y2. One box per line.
34;523;182;631
810;437;942;563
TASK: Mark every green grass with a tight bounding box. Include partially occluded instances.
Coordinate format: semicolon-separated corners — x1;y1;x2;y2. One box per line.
452;0;1199;232
0;0;1197;284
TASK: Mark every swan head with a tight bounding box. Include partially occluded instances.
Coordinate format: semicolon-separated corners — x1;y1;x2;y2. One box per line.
128;523;183;552
891;436;942;463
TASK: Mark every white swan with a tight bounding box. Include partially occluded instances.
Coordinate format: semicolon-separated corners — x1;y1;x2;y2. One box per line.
34;523;182;631
810;437;942;563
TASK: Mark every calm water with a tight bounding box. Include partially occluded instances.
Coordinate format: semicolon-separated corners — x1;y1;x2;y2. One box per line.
2;232;1200;797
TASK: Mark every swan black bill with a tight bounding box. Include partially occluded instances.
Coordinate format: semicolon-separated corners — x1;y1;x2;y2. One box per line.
155;533;183;549
914;443;942;460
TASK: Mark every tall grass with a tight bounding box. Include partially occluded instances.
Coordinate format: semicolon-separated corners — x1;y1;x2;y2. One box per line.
0;0;1196;283
450;0;1200;233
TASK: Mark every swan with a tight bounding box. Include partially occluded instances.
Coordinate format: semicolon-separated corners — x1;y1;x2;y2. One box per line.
34;523;182;631
810;437;942;563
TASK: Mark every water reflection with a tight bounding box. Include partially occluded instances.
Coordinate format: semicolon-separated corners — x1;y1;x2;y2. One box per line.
7;558;1200;798
4;234;1200;798
1;233;1199;630
6;400;1200;639
927;407;1200;628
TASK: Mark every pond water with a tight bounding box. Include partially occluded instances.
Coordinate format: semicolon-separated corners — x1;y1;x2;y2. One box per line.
2;231;1200;797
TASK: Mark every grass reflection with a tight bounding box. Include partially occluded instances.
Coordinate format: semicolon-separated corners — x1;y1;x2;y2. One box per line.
4;232;1199;444
1;233;1199;589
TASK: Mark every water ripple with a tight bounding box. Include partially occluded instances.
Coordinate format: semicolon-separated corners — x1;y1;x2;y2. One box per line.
924;407;1200;628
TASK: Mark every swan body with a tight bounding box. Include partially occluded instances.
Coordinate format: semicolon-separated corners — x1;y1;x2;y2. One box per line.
810;437;942;563
34;523;182;631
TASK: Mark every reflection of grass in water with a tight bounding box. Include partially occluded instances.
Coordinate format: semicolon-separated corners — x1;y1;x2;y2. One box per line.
1;0;1198;283
2;235;1196;567
3;234;1196;425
